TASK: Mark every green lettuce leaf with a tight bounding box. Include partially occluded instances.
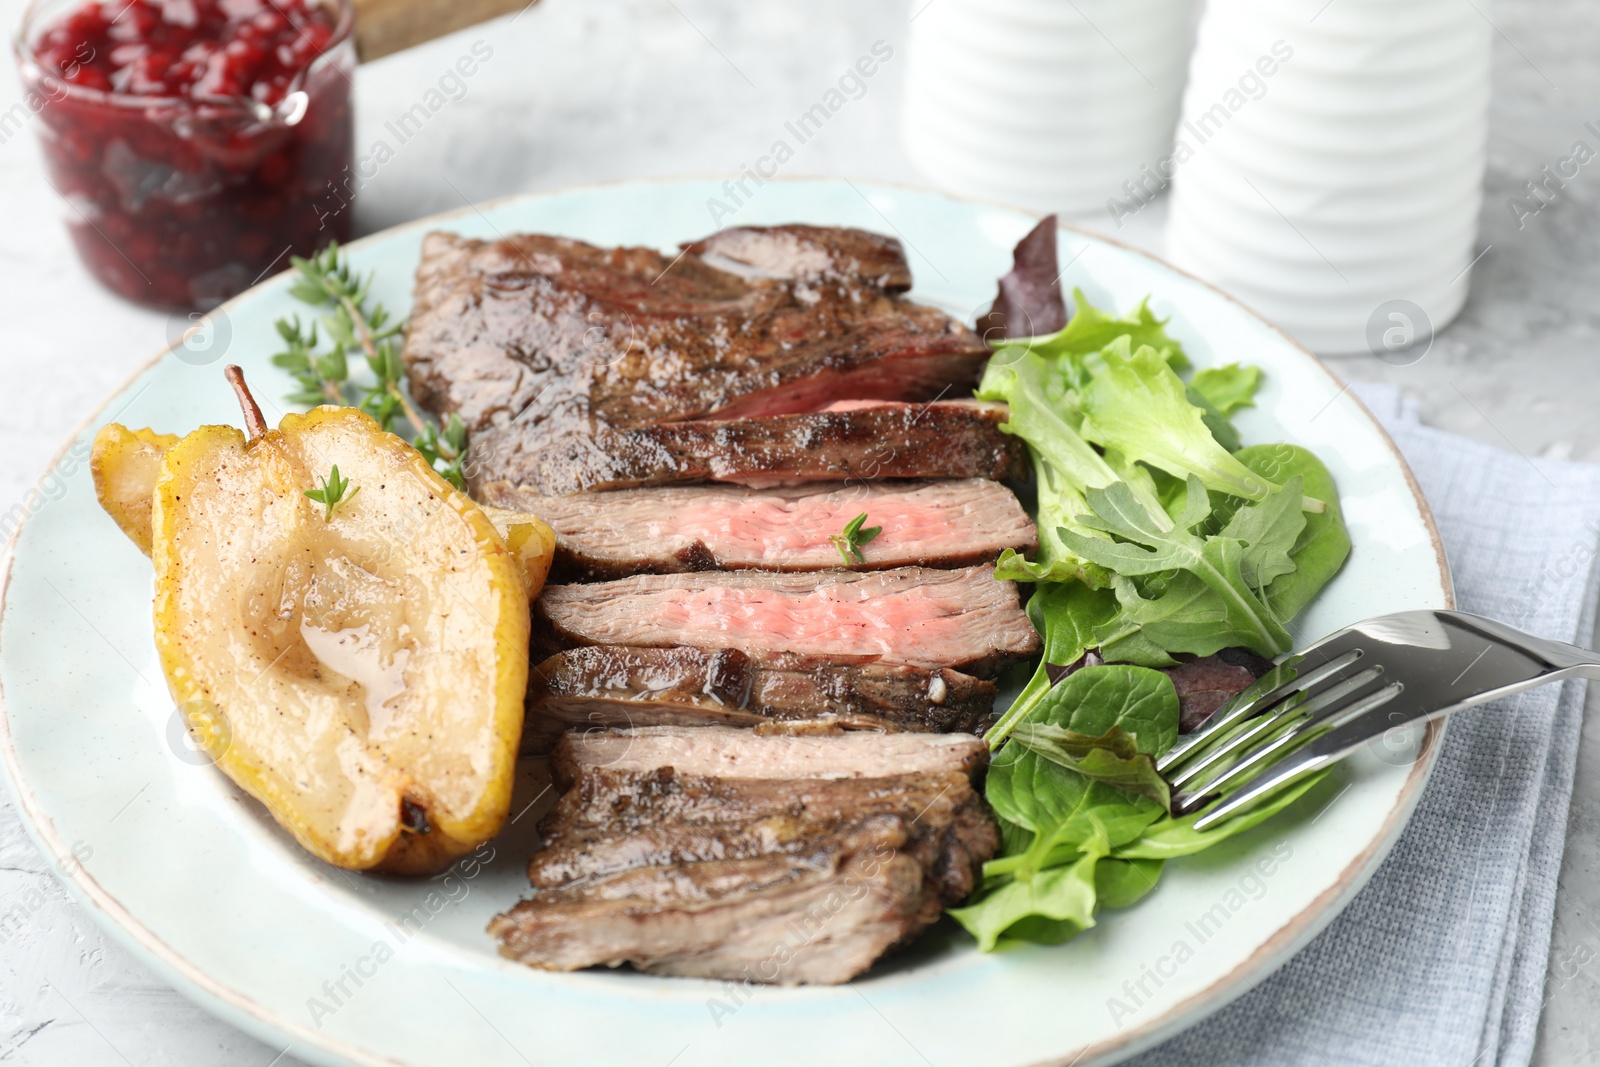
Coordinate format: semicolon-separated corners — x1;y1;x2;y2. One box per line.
1027;289;1190;372
1077;339;1293;506
993;452;1110;586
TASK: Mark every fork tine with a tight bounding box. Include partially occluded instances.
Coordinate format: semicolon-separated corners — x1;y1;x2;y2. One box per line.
1182;681;1408;827
1165;664;1388;792
1158;643;1365;773
1183;679;1402;803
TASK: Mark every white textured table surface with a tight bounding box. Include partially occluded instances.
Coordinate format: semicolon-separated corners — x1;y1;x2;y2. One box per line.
1;1;1597;1064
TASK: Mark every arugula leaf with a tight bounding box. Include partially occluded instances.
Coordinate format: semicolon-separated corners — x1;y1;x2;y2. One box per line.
1219;474;1307;590
1057;479;1294;657
1237;446;1351;620
1190;363;1262;415
993;453;1110;586
1077;339;1295;506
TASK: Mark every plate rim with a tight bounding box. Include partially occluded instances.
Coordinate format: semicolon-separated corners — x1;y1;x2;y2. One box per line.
0;174;1453;1067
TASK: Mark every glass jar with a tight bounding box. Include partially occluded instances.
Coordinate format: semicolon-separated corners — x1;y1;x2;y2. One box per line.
13;0;355;310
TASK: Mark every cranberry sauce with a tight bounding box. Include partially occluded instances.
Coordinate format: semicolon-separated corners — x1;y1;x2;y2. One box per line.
17;0;354;309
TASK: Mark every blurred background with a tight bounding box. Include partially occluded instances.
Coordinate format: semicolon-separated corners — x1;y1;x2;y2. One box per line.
1;0;1597;1063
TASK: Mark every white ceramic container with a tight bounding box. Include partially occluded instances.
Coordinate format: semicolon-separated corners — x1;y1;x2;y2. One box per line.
1163;0;1492;355
903;0;1197;215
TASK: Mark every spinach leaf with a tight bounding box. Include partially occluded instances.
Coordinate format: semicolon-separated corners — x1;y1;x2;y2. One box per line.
986;741;1165;860
950;846;1104;951
1031;663;1180;755
986;582;1120;744
1190;363;1262;414
1011;723;1171;808
1112;770;1330;860
1095;857;1166;909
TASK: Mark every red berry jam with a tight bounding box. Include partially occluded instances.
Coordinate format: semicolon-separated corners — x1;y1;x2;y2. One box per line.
15;0;354;309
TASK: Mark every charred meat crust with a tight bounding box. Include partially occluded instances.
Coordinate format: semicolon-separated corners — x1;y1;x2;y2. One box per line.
402;226;988;439
489;729;998;984
466;400;1029;496
523;646;997;751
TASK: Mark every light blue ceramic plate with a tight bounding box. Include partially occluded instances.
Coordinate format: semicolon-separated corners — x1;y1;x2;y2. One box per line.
0;179;1450;1067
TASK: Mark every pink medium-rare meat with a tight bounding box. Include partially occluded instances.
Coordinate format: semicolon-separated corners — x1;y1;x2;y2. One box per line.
480;478;1037;578
534;565;1040;675
466;399;1028;496
401;225;990;436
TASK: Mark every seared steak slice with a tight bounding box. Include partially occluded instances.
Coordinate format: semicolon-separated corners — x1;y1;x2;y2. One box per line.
403;226;987;436
481;478;1036;579
467;399;1027;496
489;728;998;984
535;565;1040;675
524;647;996;750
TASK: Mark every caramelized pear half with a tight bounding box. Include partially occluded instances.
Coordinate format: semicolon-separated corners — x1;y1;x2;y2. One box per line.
91;424;181;555
92;423;556;597
151;404;531;873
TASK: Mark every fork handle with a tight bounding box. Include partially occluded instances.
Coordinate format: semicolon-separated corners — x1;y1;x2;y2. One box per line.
1190;613;1600;830
1441;612;1600;674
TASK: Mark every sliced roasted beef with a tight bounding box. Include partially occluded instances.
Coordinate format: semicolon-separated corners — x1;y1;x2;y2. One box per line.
535;565;1040;676
467;399;1027;496
480;478;1036;579
555;724;991;780
489;728;998;984
524;646;996;750
402;226;988;438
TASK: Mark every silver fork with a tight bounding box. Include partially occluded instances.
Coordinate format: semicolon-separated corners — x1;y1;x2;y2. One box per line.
1160;610;1600;831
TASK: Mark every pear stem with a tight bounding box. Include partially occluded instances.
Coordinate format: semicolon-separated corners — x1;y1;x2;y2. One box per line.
225;365;269;442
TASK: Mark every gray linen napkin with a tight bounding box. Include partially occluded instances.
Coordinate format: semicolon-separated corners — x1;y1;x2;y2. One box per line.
1125;382;1600;1067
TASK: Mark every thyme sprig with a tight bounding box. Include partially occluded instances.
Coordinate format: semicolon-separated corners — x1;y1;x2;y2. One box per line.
271;242;468;490
830;512;883;565
304;465;360;521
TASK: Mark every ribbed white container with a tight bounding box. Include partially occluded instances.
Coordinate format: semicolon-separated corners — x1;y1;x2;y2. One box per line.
1163;0;1491;355
903;0;1197;215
